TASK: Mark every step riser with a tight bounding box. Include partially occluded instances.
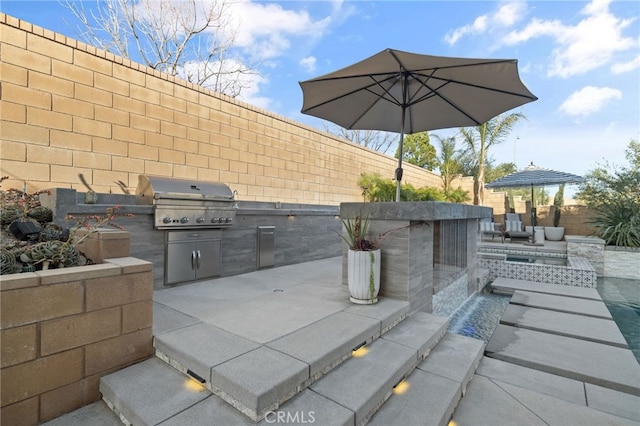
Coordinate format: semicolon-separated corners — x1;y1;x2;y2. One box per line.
152;332;386;422
151;327;395;421
102;307;449;425
367;333;486;426
309;313;450;425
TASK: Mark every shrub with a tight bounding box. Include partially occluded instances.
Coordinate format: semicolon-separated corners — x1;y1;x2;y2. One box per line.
576;140;639;247
357;173;466;203
589;200;640;248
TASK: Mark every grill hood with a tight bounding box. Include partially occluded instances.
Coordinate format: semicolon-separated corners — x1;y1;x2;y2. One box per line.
136;175;236;229
137;175;234;204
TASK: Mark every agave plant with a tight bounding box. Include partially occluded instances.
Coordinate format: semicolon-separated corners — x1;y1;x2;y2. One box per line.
590;200;640;248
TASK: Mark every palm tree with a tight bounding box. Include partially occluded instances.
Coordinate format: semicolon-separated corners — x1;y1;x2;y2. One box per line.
433;135;462;194
459;113;525;205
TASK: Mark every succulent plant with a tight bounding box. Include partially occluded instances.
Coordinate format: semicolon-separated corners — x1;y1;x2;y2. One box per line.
39;224;69;242
20;241;81;269
0;248;18;275
27;206;53;223
1;205;22;225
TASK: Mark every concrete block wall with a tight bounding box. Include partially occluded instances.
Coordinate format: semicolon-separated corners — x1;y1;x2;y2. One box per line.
492;202;597;237
0;13;471;206
534;204;596;236
0;257;153;425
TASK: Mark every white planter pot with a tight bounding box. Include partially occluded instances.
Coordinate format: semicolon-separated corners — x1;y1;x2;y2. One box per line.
544;226;565;241
347;249;380;304
525;226;545;243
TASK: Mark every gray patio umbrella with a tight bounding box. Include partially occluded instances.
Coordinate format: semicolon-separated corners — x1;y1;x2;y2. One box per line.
485;162;585;229
299;48;537;201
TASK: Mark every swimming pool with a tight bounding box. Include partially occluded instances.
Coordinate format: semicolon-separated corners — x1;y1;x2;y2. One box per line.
505;255;567;266
597;276;640;364
447;277;640;365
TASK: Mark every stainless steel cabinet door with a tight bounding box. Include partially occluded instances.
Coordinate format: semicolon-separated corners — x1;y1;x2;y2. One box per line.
194;239;221;280
166;241;196;285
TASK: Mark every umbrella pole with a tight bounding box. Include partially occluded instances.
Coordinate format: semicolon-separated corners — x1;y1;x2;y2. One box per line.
395;75;408;202
395;125;405;202
530;183;536;243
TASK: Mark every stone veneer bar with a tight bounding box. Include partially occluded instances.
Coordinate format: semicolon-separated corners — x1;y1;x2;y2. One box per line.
340;202;492;314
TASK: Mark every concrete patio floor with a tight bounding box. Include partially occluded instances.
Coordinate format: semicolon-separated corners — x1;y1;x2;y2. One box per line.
45;256;640;425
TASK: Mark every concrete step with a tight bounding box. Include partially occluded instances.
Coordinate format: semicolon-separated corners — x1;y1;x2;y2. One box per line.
98;356;354;426
101;298;412;423
509;290;613;319
40;400;122;426
491;277;602;300
155;298;409;421
301;312;450;425
486;324;640;396
475;357;640;422
99;357;211;425
367;333;485;426
500;304;628;348
451;374;640;426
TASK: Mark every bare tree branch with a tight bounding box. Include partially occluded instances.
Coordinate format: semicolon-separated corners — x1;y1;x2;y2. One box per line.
60;0;258;98
324;125;396;155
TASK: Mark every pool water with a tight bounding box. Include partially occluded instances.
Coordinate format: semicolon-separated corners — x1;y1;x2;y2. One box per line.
597;276;640;364
506;255;567;266
447;277;640;366
447;285;510;342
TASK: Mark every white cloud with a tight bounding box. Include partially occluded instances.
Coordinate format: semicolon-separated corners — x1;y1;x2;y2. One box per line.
444;1;526;45
230;0;333;60
445;15;488;45
503;0;637;78
611;54;640;74
559;86;622;118
494;1;527;27
299;56;317;74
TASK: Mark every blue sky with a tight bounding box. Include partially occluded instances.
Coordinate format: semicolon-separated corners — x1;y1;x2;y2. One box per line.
2;0;639;186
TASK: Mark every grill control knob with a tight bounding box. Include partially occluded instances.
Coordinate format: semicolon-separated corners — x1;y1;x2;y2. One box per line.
196;217;205;223
180;217;189;224
162;217;172;224
211;217;220;223
225;217;233;223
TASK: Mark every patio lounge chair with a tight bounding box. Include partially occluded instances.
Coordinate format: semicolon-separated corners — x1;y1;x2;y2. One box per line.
504;213;532;242
480;220;504;243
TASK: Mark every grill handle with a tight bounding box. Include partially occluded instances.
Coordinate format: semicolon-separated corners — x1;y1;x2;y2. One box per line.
196;250;202;269
191;251;197;270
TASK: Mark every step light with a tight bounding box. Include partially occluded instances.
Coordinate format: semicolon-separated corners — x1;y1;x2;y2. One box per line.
187;369;206;384
352;341;369;358
393;376;410;395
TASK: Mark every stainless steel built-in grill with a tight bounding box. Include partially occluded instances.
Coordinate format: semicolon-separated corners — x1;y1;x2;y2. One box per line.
136;175;236;229
137;175;237;285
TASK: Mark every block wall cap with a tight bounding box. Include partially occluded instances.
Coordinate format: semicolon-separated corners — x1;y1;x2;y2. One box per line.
0;272;40;291
37;263;121;285
105;257;153;273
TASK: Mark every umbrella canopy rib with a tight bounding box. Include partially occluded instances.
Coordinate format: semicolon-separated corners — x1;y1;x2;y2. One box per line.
299;48;538;201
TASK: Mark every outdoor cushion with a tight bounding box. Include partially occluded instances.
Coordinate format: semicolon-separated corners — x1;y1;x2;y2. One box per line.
505;220;522;232
480;222;495;232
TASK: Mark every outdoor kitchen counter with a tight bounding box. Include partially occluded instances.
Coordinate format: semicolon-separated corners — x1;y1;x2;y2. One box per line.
236;202;339;217
39;189;343;288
